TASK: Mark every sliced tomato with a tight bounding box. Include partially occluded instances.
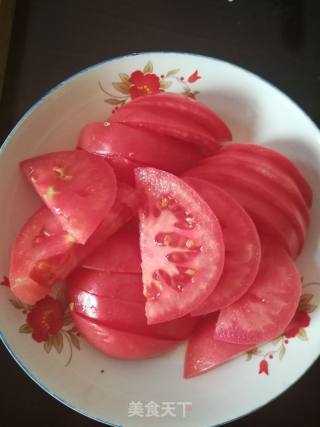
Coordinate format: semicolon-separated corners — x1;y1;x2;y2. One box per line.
21;150;117;244
184;314;253;378
110;94;229;153
113;92;232;143
221;143;312;207
73;312;180;360
10;184;137;305
215;239;302;345
67;268;198;340
212;150;310;225
184;165;301;258
198;155;309;236
79;122;204;174
82;221;141;273
183;178;261;314
135;168;225;324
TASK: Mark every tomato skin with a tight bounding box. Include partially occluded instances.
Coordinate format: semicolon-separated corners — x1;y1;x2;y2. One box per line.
184;314;253;378
79;122;204;174
135;168;225;324
105;155;146;185
221;143;312;207
67;268;199;340
184;178;261;314
9;184;137;305
72;312;180;360
215;239;302;345
21;150;117;244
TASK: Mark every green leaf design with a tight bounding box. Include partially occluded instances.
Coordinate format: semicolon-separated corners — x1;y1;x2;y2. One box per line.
246;352;253;361
143;61;153;74
272;336;283;346
19;323;32;334
112;82;130;95
305;303;317;314
119;73;130;83
166;68;180;77
44;336;53;354
10;299;24;310
63;311;73;326
68;332;80;350
299;293;313;311
67;326;78;334
105;98;124;105
279;343;286;360
52;332;64;354
160;80;172;90
297;328;308;341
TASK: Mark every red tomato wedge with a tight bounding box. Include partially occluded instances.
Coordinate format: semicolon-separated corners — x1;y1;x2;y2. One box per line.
183;178;261;314
184;166;301;258
79;122;204;174
68;269;198;340
72;312;180;360
82;221;142;274
135;168;225;324
221;143;312;207
215;239;302;345
211;150;310;225
109;92;231;153
184;314;253;378
10;184;137;304
21;150;117;244
113;92;232;144
199;154;309;233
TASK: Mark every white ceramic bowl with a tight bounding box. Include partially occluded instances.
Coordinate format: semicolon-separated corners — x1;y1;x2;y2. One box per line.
1;52;320;427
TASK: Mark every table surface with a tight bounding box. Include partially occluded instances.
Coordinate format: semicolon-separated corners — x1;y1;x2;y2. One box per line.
0;0;319;426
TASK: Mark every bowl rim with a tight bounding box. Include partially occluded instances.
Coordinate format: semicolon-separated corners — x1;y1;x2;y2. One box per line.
1;51;319;427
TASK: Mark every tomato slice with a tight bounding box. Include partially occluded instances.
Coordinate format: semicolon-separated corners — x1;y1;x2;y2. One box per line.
21;150;117;244
135;168;225;324
72;312;180;360
198;155;308;237
184;314;253;378
79;122;204;174
221;143;312;207
184;178;261;314
82;221;141;274
184;165;301;258
109;93;230;153
215;239;302;345
68;269;198;340
9;184;137;304
212;150;310;225
113;92;232;144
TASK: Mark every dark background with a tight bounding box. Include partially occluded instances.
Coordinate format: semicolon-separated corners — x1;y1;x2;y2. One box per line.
0;0;319;426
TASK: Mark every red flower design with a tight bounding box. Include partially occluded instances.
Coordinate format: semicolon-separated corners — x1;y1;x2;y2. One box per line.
27;296;64;342
0;276;10;287
259;359;269;375
129;70;160;98
187;70;201;83
284;310;310;338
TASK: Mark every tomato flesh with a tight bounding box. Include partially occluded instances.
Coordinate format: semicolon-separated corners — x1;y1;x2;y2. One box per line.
82;221;141;273
135;168;225;324
21;150;117;244
184;178;261;314
215;239;302;344
184;314;253;378
79;122;204;174
73;312;180;360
